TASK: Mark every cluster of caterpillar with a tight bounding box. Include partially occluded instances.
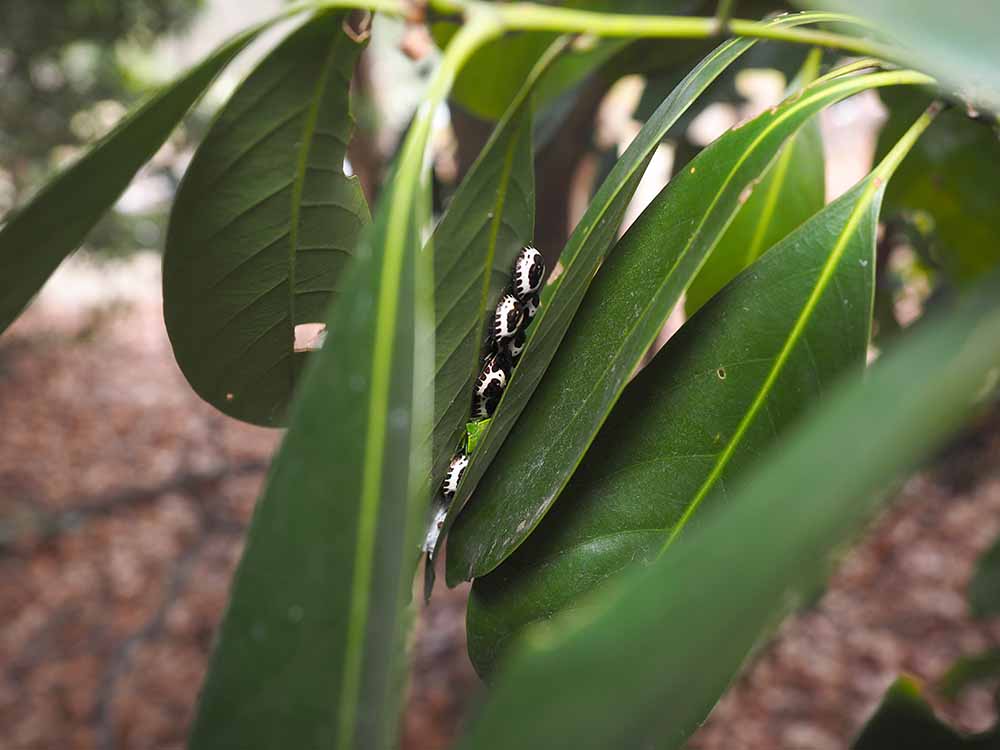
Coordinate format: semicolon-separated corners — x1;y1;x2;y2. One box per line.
440;245;547;501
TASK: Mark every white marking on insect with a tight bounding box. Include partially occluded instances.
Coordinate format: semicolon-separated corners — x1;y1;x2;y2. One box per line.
441;451;470;497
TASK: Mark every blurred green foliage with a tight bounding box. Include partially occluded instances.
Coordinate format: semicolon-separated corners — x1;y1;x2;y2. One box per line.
0;0;203;253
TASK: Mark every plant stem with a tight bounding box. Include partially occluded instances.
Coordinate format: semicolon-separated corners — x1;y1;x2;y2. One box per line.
469;4;897;62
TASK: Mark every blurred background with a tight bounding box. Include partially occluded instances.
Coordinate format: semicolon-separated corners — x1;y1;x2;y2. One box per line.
1;1;998;748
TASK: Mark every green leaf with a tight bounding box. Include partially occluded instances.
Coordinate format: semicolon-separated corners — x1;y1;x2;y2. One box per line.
447;68;931;585
466;132;887;675
0;16;278;335
187;18;502;749
970;533;1000;618
940;649;1000;699
457;190;1000;750
685;51;827;316
804;0;1000;112
163;12;369;427
853;677;999;749
441;12;845;584
876;88;1000;283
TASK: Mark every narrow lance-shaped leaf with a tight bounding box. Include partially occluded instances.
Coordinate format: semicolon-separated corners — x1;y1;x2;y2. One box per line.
163;12;369;427
465;98;888;674
684;48;827;315
459;110;1000;750
439;11;847;568
447;68;932;585
188;19;501;750
0;13;290;334
852;677;999;749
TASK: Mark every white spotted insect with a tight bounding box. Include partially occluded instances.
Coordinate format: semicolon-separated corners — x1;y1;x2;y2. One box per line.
490;292;525;344
512;245;546;300
471;350;512;420
441;451;470;498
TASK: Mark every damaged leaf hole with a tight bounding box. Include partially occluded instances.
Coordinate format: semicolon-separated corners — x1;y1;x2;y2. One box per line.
717;367;727;380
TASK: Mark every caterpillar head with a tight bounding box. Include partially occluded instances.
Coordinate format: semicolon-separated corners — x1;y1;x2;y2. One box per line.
512;245;546;299
472;351;511;419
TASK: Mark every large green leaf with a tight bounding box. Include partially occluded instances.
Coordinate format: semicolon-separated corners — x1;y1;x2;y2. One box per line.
163;12;368;427
941;649;1000;699
440;12;847;579
876;88;1000;283
853;677;999;749
447;68;931;585
457;190;1000;750
187;19;501;749
804;0;1000;112
0;17;277;334
466;132;889;675
969;532;1000;617
685;51;827;315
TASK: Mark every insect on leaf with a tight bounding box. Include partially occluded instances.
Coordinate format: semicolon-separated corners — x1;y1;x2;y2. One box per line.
440;12;852;580
163;11;370;427
448;67;932;586
458;116;1000;750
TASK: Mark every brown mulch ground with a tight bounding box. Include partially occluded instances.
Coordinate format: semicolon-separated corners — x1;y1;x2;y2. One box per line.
1;270;997;750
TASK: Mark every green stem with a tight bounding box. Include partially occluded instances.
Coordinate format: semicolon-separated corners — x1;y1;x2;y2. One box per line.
465;4;896;62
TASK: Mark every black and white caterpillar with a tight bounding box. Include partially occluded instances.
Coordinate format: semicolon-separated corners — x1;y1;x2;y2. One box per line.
439;245;547;502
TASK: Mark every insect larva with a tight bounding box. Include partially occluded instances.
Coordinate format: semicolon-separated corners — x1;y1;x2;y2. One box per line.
512;245;546;300
471;350;512;420
441;451;470;498
490;292;525;344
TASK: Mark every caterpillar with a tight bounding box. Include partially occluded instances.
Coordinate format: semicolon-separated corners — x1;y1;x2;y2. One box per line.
438;245;547;501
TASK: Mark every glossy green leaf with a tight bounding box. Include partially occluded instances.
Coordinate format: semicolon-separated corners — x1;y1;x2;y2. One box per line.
163;12;369;427
187;19;501;749
458;212;1000;750
447;68;931;585
441;12;846;582
805;0;1000;112
969;533;1000;618
466;135;891;675
685;52;827;316
0;17;277;334
940;649;1000;699
876;88;1000;283
853;677;999;749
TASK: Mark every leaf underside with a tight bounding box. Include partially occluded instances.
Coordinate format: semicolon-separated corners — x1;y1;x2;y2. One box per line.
164;12;369;427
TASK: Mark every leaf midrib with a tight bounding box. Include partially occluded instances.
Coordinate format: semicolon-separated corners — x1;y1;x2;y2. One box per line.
660;177;880;555
288;37;341;385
